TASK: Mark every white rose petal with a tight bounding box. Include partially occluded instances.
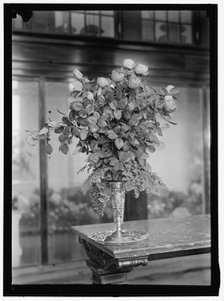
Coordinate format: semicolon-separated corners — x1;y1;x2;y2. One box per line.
87;91;94;101
73;69;83;80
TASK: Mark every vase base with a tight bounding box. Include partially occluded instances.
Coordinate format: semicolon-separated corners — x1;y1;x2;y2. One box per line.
89;230;149;245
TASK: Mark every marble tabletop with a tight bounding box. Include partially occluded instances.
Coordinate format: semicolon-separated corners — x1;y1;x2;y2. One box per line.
72;214;211;260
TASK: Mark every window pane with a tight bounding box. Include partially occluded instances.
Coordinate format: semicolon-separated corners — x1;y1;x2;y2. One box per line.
85;13;100;36
142;20;154;41
155;10;166;21
44;81;112;263
155;22;167;42
141;11;154;19
28;11;52;33
168;10;179;22
101;10;114;15
168;23;180;43
147;87;205;219
180;10;192;23
87;10;99;14
71;12;85;35
12;81;40;267
181;25;192;44
12;14;23;30
101;16;114;37
54;11;70;34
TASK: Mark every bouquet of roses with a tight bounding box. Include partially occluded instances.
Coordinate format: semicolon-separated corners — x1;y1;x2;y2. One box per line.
27;58;179;215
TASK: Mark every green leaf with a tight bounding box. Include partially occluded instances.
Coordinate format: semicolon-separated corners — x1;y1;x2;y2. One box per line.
89;124;99;133
58;134;67;143
70;101;83;111
124;111;131;120
97;118;107;128
119;151;135;163
104;106;113;116
45;143;53;155
109;100;117;110
106;91;114;102
88;116;98;124
107;130;118;140
118;98;127;109
151;134;160;145
54;126;64;134
122;142;130;151
129;116;139;127
85;104;94;115
114;110;122;120
77;118;88;127
159;87;167;95
62;116;73;126
114;162;124;171
90;140;99;151
69;110;76;122
157;126;163;136
80;128;88;140
115;138;124;150
121;124;130;132
59;143;69;155
109;157;119;166
93;111;101;120
88;153;100;163
116;83;122;99
71;126;80;137
147;145;156;153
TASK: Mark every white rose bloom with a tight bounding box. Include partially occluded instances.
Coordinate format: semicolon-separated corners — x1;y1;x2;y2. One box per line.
97;77;110;88
164;95;176;112
135;64;149;76
128;75;141;89
122;59;136;69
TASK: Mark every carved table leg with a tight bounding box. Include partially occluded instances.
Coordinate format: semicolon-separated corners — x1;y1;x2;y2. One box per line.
79;238;148;285
87;259;132;284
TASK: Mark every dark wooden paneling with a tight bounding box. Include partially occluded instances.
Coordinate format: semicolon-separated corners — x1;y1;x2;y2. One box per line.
12;35;209;84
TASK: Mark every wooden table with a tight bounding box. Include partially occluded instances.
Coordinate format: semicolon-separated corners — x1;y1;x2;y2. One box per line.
72;214;211;284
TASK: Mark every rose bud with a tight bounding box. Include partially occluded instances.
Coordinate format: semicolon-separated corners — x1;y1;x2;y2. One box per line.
164;95;176;112
128;75;141;89
97;77;110;88
122;59;136;70
73;69;83;80
87;91;94;101
111;70;124;82
135;64;149;76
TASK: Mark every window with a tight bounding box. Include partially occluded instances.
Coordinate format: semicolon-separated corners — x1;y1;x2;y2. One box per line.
12;10;115;38
12;79;114;267
147;86;208;219
12;80;41;267
141;10;193;45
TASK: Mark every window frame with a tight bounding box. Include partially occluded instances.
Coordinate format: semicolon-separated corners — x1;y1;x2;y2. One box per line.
11;10;208;49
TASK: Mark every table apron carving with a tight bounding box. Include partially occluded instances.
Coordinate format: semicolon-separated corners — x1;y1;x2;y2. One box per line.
80;238;149;272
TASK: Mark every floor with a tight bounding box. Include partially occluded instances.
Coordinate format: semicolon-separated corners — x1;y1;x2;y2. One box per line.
12;253;210;285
